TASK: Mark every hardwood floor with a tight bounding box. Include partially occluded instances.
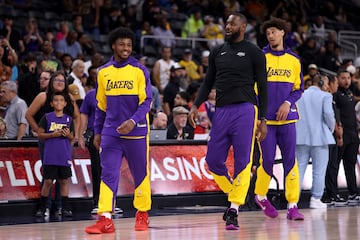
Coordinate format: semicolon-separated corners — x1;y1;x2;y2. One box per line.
0;207;359;240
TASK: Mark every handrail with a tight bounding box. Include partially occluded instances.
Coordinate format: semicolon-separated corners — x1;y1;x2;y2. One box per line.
339;39;358;59
338;30;360;57
318;67;336;76
140;35;212;54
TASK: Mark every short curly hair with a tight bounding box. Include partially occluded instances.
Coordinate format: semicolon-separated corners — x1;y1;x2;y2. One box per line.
108;27;135;50
261;17;287;35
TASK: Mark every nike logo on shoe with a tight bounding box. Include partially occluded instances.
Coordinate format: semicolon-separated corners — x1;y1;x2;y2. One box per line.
104;224;113;230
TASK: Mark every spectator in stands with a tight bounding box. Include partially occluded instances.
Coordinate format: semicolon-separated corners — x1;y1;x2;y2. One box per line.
187;82;200;106
0;117;6;138
55;30;83;60
202;15;224;49
135;21;155;54
68;84;83;109
284;21;301;51
5;0;32;10
55;21;69;43
303;64;319;82
17;53;39;106
187;82;211;134
99;5;122;34
85;65;97;92
142;0;162;27
204;87;216;123
69;14;85;35
174;91;190;109
310;15;326;48
38;70;52;92
37;40;63;72
162;63;188;117
179;48;202;82
325;30;340;50
200;50;210;80
0;37;18;82
26;71;80;141
167;106;194;140
35;92;74;218
334;4;353;30
60;53;73;78
80;0;101;41
224;0;241;12
60;0;76;13
304;78;313;90
0;14;23;53
315;41;341;73
122;4;139;31
244;17;258;46
78;33;98;59
0;59;11;83
0;81;28;139
26;71;80;215
296;74;335;209
7;52;18;83
68;59;86;99
297;37;319;74
167;3;188;37
345;64;360;102
84;52;104;74
152;46;175;93
44;30;55;48
166;91;190;128
151;111;168;130
332;69;360;204
245;0;268;22
153;15;176;48
293;24;307;47
22;17;44;54
181;8;204;38
150;84;162;120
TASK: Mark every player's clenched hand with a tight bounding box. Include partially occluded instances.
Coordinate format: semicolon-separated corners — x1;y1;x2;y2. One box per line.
256;120;268;142
116;119;135;134
188;106;198;128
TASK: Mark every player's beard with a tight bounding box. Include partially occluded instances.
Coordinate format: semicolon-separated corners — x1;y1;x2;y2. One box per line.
225;29;240;43
173;76;188;90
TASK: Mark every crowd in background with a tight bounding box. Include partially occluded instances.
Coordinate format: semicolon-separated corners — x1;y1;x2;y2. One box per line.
1;0;360;140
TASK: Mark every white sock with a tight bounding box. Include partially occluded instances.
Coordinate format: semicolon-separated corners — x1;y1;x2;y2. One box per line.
288;203;297;209
257;194;267;201
101;212;112;219
230;203;239;213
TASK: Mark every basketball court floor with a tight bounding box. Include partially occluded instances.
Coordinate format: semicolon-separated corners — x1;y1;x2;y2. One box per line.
0;206;359;240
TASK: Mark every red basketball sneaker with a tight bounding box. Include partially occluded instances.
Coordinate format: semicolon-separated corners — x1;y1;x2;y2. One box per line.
135;211;149;231
85;216;115;234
